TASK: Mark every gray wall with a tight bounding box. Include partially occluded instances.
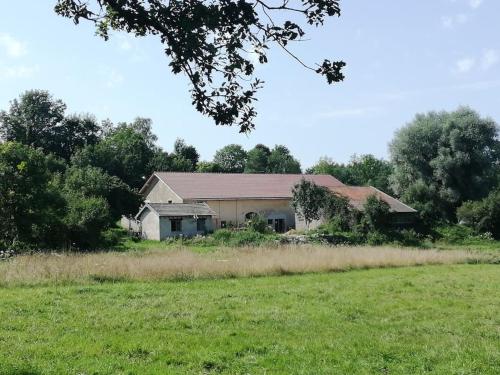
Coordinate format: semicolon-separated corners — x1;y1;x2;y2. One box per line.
159;216;214;239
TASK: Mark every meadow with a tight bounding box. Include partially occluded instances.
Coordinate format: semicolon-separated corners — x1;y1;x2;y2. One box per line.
0;245;498;374
0;264;498;374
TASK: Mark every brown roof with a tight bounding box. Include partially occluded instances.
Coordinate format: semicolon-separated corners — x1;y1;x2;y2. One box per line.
330;186;416;213
142;172;344;200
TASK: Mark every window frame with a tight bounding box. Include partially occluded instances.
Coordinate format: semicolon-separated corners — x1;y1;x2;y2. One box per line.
170;218;182;232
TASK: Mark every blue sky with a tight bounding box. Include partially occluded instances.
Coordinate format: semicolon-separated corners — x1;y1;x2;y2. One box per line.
1;0;499;168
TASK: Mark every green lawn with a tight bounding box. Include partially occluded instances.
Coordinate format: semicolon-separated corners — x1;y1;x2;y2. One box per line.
1;265;499;374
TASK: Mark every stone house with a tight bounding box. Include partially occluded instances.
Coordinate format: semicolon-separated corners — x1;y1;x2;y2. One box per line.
130;172;416;239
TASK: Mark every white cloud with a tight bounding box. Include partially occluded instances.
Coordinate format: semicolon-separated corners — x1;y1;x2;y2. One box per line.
481;49;499;70
469;0;483;9
455;57;476;73
441;14;467;29
0;33;27;58
0;64;38;79
103;68;124;88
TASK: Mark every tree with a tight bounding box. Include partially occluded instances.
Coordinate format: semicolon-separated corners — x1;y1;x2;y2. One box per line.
173;138;199;170
291;179;328;228
0;142;64;250
361;195;391;232
348;154;394;194
306;157;353;184
55;0;346;132
63;193;111;249
307;155;393;193
0;90;100;160
458;188;500;239
390;107;500;223
267;145;301;174
63;165;141;219
322;192;356;231
197;161;222;173
72;118;158;188
213;144;247;173
245;144;270;173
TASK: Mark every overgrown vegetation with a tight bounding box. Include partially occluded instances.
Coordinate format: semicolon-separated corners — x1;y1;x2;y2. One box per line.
1;91;499;251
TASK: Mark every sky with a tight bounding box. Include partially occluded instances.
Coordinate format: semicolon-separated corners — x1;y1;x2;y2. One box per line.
1;0;499;168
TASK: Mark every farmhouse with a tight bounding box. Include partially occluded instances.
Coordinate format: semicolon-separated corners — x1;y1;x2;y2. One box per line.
131;172;416;240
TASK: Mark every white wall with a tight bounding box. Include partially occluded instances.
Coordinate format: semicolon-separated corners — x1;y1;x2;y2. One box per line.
144;178;183;203
139;208;160;240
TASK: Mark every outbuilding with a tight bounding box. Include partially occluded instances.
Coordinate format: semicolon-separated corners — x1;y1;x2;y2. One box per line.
136;202;216;240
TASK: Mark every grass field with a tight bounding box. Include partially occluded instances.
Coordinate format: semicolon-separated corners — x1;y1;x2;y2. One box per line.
0;259;499;374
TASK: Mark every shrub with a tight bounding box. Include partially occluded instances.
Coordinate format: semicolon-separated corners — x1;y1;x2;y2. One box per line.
366;231;389;246
457;189;500;239
361;195;391;233
212;229;233;243
246;214;269;233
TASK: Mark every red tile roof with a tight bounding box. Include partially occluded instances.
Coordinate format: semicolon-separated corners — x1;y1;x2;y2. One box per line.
143;172;344;200
330;186;416;213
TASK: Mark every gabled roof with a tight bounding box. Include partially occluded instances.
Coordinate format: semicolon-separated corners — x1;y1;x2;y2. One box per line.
141;172;344;200
136;202;216;219
330;186;417;213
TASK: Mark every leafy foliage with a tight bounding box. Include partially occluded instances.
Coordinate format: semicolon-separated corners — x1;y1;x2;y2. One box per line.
267;145;301;174
390;107;500;224
0;142;65;250
360;195;391;233
0;90;100;160
457;188;500;239
213;144;247;173
308;154;393;193
244;144;271;173
291;179;328;227
55;0;345;132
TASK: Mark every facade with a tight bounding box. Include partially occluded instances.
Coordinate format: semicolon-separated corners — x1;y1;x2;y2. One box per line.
132;172;416;239
136;203;216;240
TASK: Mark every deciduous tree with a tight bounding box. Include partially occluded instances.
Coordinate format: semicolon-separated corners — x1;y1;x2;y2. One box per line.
390;107;499;223
55;0;346;132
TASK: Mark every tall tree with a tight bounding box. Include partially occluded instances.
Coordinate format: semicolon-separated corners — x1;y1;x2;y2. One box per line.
55;0;345;132
307;157;354;184
0;142;65;250
173;138;199;170
213;144;247;173
0;90;100;160
72;118;158;188
245;144;271;173
390;107;500;223
267;145;301;174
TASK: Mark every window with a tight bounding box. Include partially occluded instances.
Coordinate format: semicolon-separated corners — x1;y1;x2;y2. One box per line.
168;200;172;204
245;212;258;220
171;219;182;232
197;218;206;231
268;219;273;225
220;221;227;228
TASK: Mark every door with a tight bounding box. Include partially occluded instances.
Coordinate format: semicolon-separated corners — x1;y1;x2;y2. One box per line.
274;218;285;233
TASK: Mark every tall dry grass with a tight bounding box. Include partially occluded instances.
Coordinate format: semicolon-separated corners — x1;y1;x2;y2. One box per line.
0;245;487;286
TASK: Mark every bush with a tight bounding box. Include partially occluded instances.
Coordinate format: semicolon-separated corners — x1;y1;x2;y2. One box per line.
361;195;391;233
366;231;389;246
245;214;269;233
211;229;278;247
435;225;478;244
212;229;233;243
457;189;500;239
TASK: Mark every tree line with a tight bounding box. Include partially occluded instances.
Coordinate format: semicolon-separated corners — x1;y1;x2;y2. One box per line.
1;90;499;251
